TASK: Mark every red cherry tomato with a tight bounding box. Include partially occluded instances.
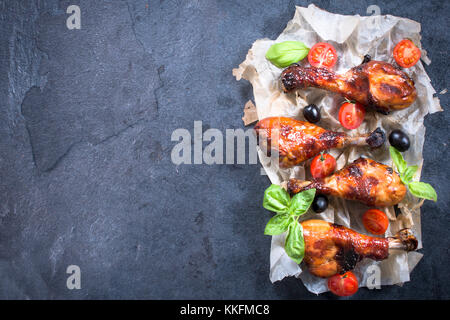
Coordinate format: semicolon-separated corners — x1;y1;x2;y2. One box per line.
328;271;359;297
362;209;389;235
308;42;338;69
310;153;336;179
338;101;365;129
393;39;421;68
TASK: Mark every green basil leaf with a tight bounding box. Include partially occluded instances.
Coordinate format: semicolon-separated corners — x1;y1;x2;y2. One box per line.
265;41;310;68
408;181;437;202
389;146;407;175
263;184;291;213
264;213;291;235
401;165;418;185
284;221;305;264
289;188;316;216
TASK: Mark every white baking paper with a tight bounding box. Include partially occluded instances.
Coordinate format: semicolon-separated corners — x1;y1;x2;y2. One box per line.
233;4;442;294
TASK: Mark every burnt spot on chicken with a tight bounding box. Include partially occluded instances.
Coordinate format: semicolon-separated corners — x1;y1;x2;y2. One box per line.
359;176;379;206
334;244;362;274
288;178;332;196
318;131;345;149
342;168;380;206
287;179;312;195
346;74;370;93
281;68;302;91
281;65;336;92
347;165;363;178
366;127;386;148
345;184;376;207
380;82;402;96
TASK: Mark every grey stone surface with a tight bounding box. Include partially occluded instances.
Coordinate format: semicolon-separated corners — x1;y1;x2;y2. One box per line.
0;0;448;299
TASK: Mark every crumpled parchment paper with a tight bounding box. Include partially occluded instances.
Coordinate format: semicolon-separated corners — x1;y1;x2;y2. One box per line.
233;4;442;294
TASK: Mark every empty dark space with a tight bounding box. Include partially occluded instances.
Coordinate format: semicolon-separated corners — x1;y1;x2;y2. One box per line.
0;0;448;299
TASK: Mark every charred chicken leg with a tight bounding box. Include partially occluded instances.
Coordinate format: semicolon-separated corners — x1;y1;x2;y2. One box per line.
254;117;385;168
288;157;406;207
300;219;417;278
281;60;417;112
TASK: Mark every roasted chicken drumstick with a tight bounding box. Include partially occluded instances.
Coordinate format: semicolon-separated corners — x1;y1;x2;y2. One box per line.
288;157;406;207
300;219;417;278
254;117;385;168
281;60;417;112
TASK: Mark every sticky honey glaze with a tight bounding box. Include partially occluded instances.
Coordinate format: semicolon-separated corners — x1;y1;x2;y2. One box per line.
281;60;417;112
289;158;406;207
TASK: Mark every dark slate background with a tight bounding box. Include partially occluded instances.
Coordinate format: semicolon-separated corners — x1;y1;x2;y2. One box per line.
0;0;448;299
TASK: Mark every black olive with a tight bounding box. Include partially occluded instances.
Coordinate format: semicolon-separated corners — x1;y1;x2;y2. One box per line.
303;104;321;123
312;195;328;213
389;130;410;152
362;54;371;64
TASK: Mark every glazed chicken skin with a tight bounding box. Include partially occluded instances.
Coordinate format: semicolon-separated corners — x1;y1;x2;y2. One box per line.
288;157;406;207
300;219;417;278
254;117;385;168
281;60;417;113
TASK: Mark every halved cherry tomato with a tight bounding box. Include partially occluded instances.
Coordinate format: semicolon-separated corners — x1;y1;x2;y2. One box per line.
362;209;389;235
310;153;336;179
308;42;338;69
393;39;421;68
328;271;359;297
338;101;365;129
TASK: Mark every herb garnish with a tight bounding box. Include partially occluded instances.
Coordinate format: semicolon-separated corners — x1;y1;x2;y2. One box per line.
263;184;316;264
389;146;437;201
265;41;310;68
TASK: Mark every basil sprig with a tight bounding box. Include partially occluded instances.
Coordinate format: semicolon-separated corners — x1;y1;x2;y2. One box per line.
389;146;437;202
263;184;316;264
265;41;310;68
